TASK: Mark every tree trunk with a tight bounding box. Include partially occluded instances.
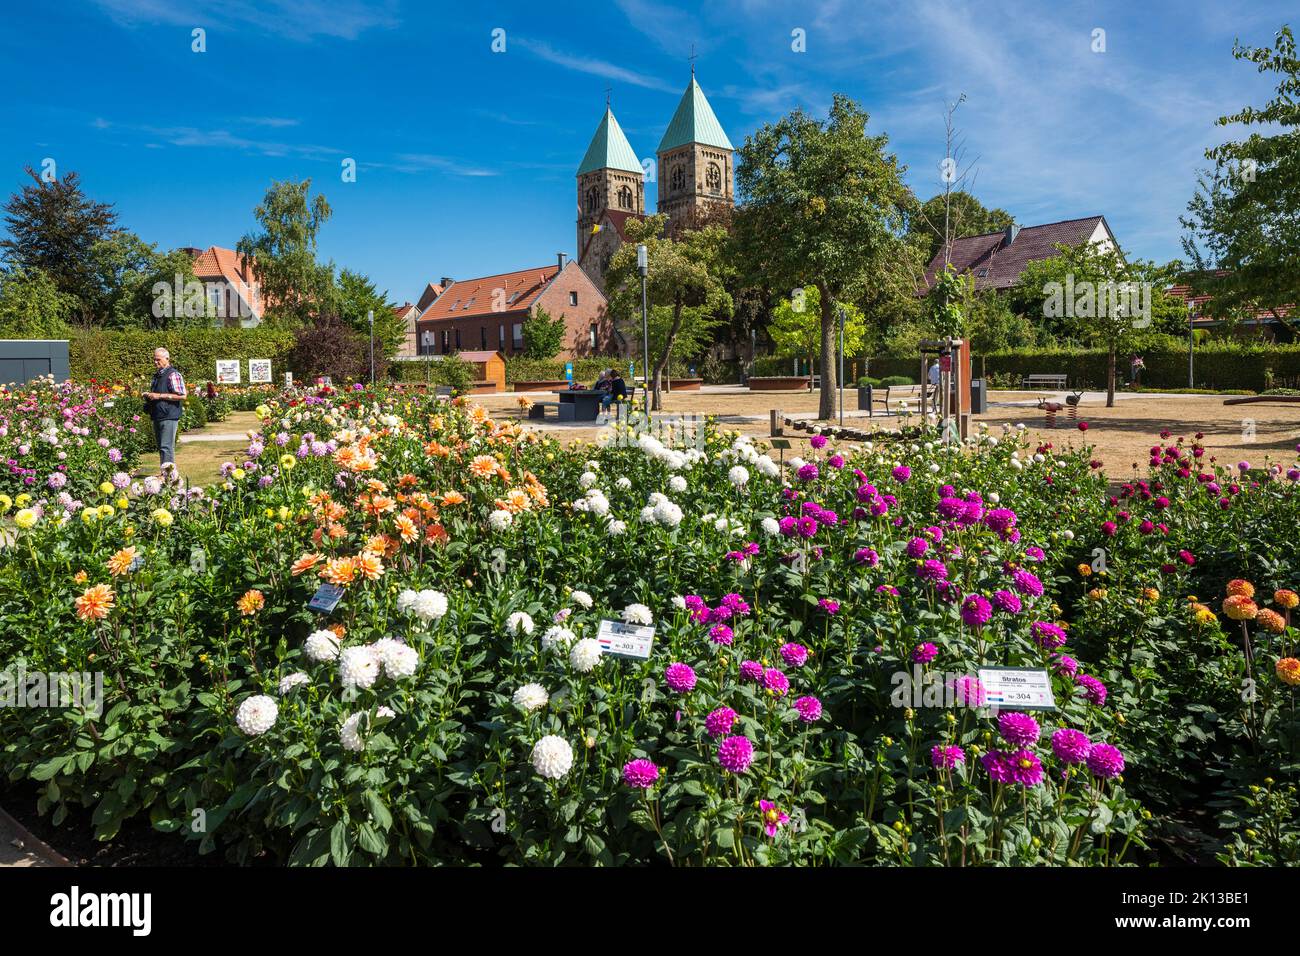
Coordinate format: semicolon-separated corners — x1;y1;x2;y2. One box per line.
816;281;837;420
651;303;685;412
1107;345;1116;408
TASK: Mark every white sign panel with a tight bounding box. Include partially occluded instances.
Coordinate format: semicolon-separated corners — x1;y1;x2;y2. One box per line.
248;358;272;383
978;666;1056;710
596;619;655;660
215;360;241;384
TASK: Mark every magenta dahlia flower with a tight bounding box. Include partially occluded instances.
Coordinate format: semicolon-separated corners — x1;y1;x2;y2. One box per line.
793;695;822;722
1011;569;1044;597
911;642;939;664
1086;742;1125;779
892;465;911;482
961;594;993;628
998;711;1041;748
854;547;879;566
809;434;827;450
1051;728;1091;764
708;624;734;646
931;744;965;770
981;750;1014;784
992;589;1022;614
1051;653;1079;679
704;706;737;738
664;663;697;693
1007;749;1045;786
947;674;985;707
1031;621;1067;649
779;642;809;668
740;660;764;683
717;734;754;773
818;598;840;615
917;559;949;582
906;536;929;558
759;799;789;837
763;667;790;696
1077;673;1108;706
622;758;660;789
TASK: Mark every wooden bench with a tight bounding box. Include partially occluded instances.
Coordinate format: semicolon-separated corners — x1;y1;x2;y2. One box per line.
882;383;934;414
1022;373;1068;390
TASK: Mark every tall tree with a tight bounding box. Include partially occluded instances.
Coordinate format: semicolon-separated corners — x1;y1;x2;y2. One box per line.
768;285;868;375
335;269;400;357
734;95;916;419
238;179;334;324
1181;25;1300;330
0;267;77;338
1;166;117;309
910;192;1015;264
605;214;731;411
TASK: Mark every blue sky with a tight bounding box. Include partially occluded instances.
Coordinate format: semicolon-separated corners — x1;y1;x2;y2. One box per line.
0;0;1291;302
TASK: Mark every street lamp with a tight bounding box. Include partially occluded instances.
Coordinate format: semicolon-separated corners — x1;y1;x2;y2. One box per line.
367;309;375;386
837;306;846;427
1188;302;1195;389
637;243;649;418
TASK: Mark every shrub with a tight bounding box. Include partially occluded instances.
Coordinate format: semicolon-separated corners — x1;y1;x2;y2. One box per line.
68;327;295;384
879;375;914;387
287;314;388;384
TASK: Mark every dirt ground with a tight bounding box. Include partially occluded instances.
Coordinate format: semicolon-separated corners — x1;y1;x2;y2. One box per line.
476;388;1300;477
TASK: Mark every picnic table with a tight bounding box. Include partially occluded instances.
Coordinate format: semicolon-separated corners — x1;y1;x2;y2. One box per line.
524;388;605;422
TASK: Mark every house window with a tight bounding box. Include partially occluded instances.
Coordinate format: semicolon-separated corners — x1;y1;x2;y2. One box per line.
670;165;685;192
617;185;633;209
454;328;461;350
589;322;597;348
499;324;506;349
569;291;578;306
976;268;989;278
512;323;523;350
440;330;449;353
585;186;600;212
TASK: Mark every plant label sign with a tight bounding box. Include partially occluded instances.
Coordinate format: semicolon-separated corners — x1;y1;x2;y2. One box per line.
308;584;345;614
596;619;654;660
978;666;1055;710
216;360;241;384
248;359;272;383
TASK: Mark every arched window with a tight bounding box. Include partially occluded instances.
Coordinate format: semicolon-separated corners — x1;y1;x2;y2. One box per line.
706;162;722;193
585;186;600;212
617;185;633;209
670;165;686;192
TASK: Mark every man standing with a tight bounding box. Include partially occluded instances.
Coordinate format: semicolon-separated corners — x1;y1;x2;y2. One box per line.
143;347;186;471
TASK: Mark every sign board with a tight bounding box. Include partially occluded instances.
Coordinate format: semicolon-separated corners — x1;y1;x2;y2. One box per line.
564;362;574;383
216;360;241;384
769;438;792;449
284;372;293;388
596;619;655;660
939;354;952;373
978;666;1056;710
307;584;345;614
248;359;272;383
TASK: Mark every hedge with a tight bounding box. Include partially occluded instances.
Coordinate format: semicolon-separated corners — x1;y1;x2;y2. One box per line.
504;356;687;386
68;327;295;384
767;345;1300;393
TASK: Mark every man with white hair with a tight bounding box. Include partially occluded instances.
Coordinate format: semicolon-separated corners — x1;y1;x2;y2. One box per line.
142;347;187;470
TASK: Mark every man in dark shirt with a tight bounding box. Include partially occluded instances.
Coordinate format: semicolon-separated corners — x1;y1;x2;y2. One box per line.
142;347;187;471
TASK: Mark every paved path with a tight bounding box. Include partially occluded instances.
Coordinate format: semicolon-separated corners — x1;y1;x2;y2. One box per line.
0;807;69;867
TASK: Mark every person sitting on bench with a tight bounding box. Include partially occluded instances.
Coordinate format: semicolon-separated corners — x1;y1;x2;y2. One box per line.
600;370;627;410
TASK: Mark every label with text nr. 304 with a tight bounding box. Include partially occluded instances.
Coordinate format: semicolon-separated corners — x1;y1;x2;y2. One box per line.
596;619;655;660
977;666;1056;710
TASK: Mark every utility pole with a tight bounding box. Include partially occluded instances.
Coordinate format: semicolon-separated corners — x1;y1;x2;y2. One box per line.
368;309;375;386
837;306;845;427
638;243;650;417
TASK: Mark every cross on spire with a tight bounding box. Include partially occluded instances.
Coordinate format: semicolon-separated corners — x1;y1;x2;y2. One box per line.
605;86;612;108
689;43;696;75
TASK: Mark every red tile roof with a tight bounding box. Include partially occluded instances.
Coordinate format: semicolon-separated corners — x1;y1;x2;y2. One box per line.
1166;278;1293;325
416;283;444;312
418;266;559;322
188;245;265;318
921;217;1110;292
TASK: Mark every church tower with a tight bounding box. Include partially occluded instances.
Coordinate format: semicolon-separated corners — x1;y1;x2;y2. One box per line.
576;107;644;293
656;73;734;234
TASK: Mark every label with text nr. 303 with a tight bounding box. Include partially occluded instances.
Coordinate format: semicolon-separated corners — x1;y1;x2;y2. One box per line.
977;666;1056;710
596;619;655;660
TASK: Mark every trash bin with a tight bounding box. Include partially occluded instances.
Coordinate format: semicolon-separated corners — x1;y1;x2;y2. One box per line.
970;378;988;414
857;384;873;414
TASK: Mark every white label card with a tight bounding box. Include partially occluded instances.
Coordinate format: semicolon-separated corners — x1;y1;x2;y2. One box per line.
597;619;655;660
978;666;1056;710
215;360;241;384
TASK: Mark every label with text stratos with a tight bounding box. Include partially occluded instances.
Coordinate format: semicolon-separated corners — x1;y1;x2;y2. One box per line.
978;666;1056;710
597;619;655;659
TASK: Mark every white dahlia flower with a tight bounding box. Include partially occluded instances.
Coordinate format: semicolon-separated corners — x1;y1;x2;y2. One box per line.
756;456;779;479
374;638;419;679
569;637;602;673
531;735;574;780
668;475;688;493
653;500;683;528
569;589;593;609
277;672;310;695
512;683;549;713
235;695;278;736
411;589;448;622
622;603;653;625
304;629;341;663
607;519;627;536
396;589;419;614
579;471;598;489
728;465;750;488
542;625;577;653
339;645;380;690
488;509;514;532
506;611;535;636
615;476;632;490
761;516;781;536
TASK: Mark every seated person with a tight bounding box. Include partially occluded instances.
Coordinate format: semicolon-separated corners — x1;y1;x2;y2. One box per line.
601;370;628;409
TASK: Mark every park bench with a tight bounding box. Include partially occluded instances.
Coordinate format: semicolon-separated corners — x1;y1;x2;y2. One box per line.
528;401;576;422
1022;373;1068;390
882;383;935;415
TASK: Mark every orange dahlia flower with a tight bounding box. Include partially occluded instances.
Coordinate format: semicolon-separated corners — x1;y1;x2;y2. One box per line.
1226;579;1256;598
355;550;384;581
75;584;115;621
469;455;498;479
290;553;323;576
441;491;466;507
107;546;138;577
1256;608;1286;634
1223;594;1258;621
1274;589;1299;610
236;589;265;616
321;557;357;586
1276;658;1300;686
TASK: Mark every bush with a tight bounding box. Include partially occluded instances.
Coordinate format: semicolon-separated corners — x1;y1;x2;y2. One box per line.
391;355;475;394
68;327;295;384
287;314;388;384
879;375;914;387
856;376;881;387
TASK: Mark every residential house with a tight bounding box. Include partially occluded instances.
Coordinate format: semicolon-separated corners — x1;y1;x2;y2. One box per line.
1166;272;1294;342
920;216;1119;293
183;246;265;326
392;302;421;357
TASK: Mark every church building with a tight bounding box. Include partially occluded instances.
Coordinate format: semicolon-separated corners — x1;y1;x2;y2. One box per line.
576;73;735;294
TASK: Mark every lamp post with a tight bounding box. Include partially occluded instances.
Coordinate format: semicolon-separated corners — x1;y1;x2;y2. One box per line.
1188;303;1195;389
367;309;375;386
837;306;845;427
637;243;649;418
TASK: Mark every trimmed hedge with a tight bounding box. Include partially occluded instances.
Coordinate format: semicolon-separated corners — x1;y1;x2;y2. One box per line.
69;327;295;384
504;356;687;386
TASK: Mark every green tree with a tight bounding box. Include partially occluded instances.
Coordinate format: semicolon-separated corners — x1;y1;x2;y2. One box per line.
769;285;868;377
1181;26;1300;332
1;165;117;314
238;179;334;324
0;267;77;338
605;214;731;410
521;305;568;359
910;192;1015;265
335;269;400;357
734;94;917;419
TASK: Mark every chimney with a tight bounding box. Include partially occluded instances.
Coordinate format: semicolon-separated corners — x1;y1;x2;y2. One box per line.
440;277;454;289
557;252;566;273
1003;224;1020;247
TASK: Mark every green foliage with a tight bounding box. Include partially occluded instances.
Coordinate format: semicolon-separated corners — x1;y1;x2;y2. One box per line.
1181;26;1300;328
238;179;334;324
520;306;568;360
335;270;400;359
390;354;475;393
909;191;1015;264
769;286;868;359
926;264;969;339
67;327;295;383
0;267;77;338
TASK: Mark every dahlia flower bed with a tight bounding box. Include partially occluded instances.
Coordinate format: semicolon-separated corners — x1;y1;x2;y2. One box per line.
1;383;1298;866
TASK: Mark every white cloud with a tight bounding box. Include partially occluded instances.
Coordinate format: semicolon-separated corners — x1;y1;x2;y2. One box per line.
87;0;399;40
516;38;677;93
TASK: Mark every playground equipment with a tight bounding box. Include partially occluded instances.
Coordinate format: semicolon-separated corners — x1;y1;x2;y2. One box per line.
1037;389;1084;428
